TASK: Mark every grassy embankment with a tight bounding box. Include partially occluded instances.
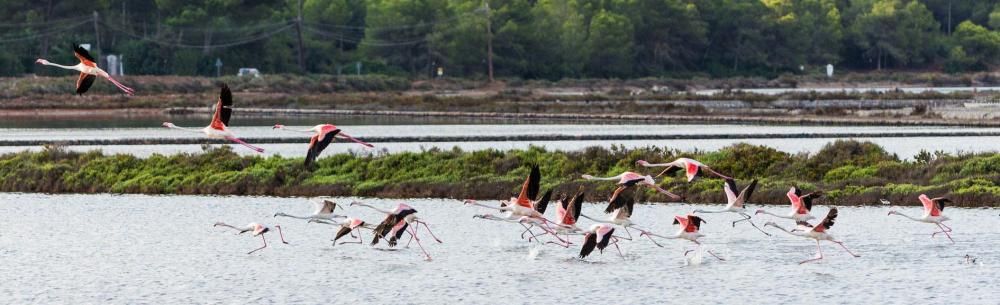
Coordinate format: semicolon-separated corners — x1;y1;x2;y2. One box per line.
1;140;998;207
0;73;988;114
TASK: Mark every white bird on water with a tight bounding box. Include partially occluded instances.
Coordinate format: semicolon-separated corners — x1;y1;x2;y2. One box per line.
213;222;288;254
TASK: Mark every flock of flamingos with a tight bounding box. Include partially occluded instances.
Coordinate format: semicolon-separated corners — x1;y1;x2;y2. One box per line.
37;44;958;264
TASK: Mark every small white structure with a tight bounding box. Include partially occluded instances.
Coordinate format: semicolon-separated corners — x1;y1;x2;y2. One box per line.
826;64;834;78
238;68;261;78
105;55;124;76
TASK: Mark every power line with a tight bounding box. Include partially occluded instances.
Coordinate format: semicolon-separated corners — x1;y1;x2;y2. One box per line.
0;19;92;43
304;8;485;31
0;15;91;28
101;20;296;49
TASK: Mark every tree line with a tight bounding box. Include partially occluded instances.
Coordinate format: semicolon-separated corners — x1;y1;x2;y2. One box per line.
1;0;998;79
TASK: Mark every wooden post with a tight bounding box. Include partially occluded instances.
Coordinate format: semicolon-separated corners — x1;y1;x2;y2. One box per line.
93;11;102;61
296;0;306;72
485;2;494;83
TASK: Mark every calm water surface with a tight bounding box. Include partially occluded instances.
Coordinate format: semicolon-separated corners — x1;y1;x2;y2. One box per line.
0;193;995;304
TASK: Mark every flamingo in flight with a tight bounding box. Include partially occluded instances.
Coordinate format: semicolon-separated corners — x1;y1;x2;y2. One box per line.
35;44;134;95
162;84;264;153
273;124;373;166
764;208;861;264
888;194;954;243
464;165;564;235
642;215;725;261
755;186;822;222
581;171;682;202
309;217;376;246
636;158;731;182
693;178;770;236
579;191;664;246
579;224;625;259
213;222;288;254
274;199;346;221
352;201;442;260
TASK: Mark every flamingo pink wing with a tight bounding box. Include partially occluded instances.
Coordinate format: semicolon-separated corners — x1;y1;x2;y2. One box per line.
918;194;940;216
787;188;806;214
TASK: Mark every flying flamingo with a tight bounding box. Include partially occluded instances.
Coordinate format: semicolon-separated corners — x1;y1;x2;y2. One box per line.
213;222;288;254
755;186;822;222
274;199;346;221
472;213;556;243
581;171;682;202
579;224;624;259
764;208;861;264
463;165;564;235
162;84;264;153
636;158;731;181
888;194;954;243
273;124;373;166
35;44;134;95
693;178;770;236
309;217;376;246
351;201;442;260
642;215;725;261
579;191;664;246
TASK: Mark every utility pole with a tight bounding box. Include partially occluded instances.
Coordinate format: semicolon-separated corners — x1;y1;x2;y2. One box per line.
93;11;102;61
485;2;494;83
947;0;952;35
295;0;306;73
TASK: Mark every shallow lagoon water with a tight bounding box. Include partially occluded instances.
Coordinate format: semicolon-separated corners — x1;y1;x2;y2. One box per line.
0;193;995;304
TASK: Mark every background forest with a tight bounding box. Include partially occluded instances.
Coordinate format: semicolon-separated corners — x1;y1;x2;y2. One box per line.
1;0;999;79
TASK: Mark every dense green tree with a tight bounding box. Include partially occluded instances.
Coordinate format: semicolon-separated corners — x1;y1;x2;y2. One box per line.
849;0;941;70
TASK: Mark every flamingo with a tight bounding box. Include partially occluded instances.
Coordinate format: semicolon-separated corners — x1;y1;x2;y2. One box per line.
642;215;725;261
351;201;442;260
213;222;288;254
579;224;625;259
693;178;770;236
636;158;731;181
580;171;682;202
579;191;664;246
755;186;822;222
463;165;565;238
274;199;346;221
35;44;134;95
472;213;555;243
162;84;264;153
273;124;373;166
764;208;861;264
309;217;376;246
888;194;954;243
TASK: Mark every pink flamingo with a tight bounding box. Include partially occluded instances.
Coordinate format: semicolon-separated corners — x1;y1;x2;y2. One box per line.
162;84;264;153
309;217;376;246
35;44;134;95
580;171;682;202
579;191;665;246
755;186;822;222
636;158;731;181
888;194;954;243
463;165;567;242
352;201;442;260
642;215;725;261
694;178;770;236
579;224;625;259
764;208;861;264
273;124;373;166
213;222;288;254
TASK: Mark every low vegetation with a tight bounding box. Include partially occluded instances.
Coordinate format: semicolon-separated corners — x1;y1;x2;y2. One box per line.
1;140;997;207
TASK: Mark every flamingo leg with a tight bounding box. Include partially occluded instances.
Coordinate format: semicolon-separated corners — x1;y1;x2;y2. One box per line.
225;136;265;153
276;226;288;244
535;219;570;244
406;224;420;248
736;213;771;236
799;240;825;264
418;221;443;243
620;226;635;241
635;228;664;248
248;234;268;254
612;238;625;260
407;226;432;261
931;223;955;243
104;76;135;95
704;166;732;180
705;249;726;261
832;241;861;257
337;133;374;148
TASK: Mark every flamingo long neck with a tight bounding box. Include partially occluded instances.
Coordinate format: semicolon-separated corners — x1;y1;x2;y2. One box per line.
580;214;612;224
166;124;203;133
276;126;315;133
694;208;729;214
891;211;922;222
583;173;626;181
639;160;680;168
767;224;808;237
644;231;680;240
214;222;248;232
354;203;394;215
757;209;792;219
40;61;81;71
274;213;310;220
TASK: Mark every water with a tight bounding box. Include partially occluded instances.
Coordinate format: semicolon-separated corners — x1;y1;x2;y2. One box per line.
0;193;995;304
2;124;1000;159
694;86;1000;95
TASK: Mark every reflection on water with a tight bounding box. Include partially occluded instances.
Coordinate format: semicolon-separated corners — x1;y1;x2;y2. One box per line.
0;193;995;304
